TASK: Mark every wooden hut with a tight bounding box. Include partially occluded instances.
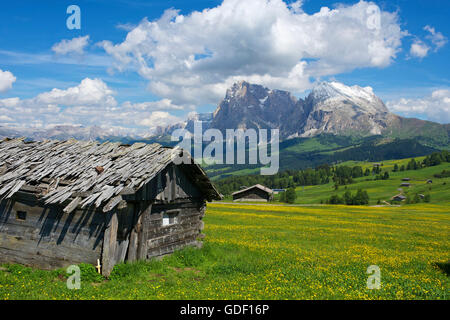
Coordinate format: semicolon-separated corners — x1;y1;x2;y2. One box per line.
232;184;273;202
400;182;411;187
391;194;406;202
0;138;220;276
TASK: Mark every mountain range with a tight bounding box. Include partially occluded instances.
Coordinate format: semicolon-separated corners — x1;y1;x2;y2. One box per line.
154;81;449;148
1;81;449;149
0;125;130;142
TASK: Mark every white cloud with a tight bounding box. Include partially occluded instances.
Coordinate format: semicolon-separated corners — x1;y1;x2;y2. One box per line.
289;0;304;14
409;25;447;59
0;69;16;93
99;0;404;106
0;49;112;67
35;78;117;107
410;40;430;58
424;25;447;51
138;111;182;130
387;89;450;123
52;35;90;55
0;115;13;122
121;98;186;111
0;97;20;107
0;78;183;134
116;22;137;31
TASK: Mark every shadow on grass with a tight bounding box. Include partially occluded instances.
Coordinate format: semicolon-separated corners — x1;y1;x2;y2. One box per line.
433;261;450;276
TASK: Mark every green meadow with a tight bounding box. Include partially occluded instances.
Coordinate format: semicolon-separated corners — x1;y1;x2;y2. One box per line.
0;201;448;300
286;160;450;205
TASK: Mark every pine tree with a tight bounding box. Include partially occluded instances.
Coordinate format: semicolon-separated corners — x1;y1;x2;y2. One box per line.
344;190;353;205
285;188;296;204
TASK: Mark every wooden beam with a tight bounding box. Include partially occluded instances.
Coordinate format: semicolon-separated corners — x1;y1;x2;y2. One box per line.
136;202;152;261
127;203;141;263
63;197;81;214
101;211;118;277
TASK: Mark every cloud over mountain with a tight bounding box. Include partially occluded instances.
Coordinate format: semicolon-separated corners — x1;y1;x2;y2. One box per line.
100;0;404;107
0;69;16;93
387;89;450;124
0;78;183;133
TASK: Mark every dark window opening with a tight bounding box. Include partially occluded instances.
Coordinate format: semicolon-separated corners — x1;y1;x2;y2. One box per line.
16;211;27;221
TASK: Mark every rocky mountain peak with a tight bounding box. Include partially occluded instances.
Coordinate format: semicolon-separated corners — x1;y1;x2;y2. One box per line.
226;80;250;99
209;80;396;138
225;81;272;101
311;81;375;102
143;80;399;140
308;81;389;114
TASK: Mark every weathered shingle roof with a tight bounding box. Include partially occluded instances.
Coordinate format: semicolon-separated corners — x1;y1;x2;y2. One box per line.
232;184;273;196
0;138;220;212
391;194;406;200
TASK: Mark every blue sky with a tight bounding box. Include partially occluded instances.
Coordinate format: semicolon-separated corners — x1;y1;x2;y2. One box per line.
0;0;449;134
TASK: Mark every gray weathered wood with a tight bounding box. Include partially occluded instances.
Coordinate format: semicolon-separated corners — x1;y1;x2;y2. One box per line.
0;138;220;276
101;211;118;276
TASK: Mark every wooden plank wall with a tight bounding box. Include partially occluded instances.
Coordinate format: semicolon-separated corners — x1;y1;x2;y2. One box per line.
101;203;136;276
0;195;106;270
145;201;205;258
0;163;210;275
127;163;207;261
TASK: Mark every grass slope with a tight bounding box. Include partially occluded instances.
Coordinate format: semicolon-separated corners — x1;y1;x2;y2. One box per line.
205;135;441;179
285;160;450;206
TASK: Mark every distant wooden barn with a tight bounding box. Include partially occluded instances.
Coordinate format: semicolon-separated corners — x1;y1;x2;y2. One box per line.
392;194;406;202
232;184;273;202
400;182;411;187
373;163;381;167
0;138;220;276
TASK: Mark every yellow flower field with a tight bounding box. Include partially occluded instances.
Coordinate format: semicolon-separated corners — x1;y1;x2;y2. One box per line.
0;202;448;300
202;203;449;299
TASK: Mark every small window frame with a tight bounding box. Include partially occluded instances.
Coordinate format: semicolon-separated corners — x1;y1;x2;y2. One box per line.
16;211;27;221
162;209;180;227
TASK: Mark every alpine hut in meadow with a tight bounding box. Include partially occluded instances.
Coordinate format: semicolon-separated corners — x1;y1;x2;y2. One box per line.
232;184;273;202
391;194;406;202
0;138;220;276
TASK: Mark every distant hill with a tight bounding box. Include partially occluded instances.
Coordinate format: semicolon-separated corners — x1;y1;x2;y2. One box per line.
203;134;439;180
213;152;450;206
